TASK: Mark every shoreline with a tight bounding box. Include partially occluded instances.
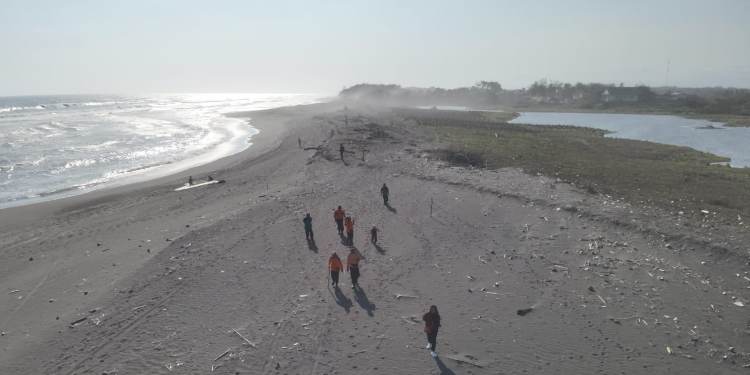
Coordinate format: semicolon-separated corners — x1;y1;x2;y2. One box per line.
0;94;326;211
0;125;257;211
0;102;331;229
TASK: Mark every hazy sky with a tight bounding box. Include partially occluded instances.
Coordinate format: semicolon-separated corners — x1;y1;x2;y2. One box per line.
1;0;748;95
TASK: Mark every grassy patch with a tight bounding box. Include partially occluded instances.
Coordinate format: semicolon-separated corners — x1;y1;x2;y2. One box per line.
398;109;750;218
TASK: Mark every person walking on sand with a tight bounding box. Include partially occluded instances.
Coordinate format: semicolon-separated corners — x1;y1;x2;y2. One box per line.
188;176;194;186
328;252;343;287
346;248;362;289
339;143;345;161
344;216;355;246
298;137;302;148
380;183;389;205
370;226;378;244
303;213;314;241
333;206;346;235
423;305;441;358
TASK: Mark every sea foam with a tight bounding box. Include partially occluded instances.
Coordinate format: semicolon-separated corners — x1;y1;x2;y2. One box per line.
0;93;320;208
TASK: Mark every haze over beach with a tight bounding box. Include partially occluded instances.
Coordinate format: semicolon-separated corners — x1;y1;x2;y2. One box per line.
2;1;750;374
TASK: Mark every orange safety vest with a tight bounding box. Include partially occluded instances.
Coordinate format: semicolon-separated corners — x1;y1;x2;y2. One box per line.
328;256;343;271
334;209;345;220
347;252;361;267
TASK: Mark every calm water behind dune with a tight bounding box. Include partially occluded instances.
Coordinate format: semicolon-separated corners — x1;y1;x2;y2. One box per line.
511;112;750;168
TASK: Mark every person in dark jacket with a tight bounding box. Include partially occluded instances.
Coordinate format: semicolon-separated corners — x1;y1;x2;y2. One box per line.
380;183;389;205
303;213;314;241
423;305;441;357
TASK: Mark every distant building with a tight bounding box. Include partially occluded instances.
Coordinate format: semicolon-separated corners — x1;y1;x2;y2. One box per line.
666;90;687;101
601;87;640;103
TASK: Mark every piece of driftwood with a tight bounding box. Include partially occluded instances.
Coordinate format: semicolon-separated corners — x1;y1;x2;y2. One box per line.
214;348;231;361
395;294;417;299
401;315;419;324
232;328;257;348
69;317;87;327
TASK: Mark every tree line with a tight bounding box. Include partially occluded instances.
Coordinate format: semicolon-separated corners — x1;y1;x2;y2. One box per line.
339;80;750;116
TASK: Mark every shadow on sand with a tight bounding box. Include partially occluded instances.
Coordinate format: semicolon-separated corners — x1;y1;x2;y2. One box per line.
307;238;318;252
329;285;352;313
353;286;376;317
339;232;350;246
373;243;386;254
385;202;397;213
434;356;456;375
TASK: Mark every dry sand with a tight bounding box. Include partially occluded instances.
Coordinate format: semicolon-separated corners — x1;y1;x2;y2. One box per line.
1;103;749;374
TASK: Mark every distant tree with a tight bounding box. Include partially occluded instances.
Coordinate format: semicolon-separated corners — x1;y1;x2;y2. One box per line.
681;95;708;110
475;81;503;92
528;79;548;97
635;85;655;103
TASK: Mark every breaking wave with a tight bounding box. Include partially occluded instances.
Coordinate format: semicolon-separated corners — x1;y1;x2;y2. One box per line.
0;93;320;208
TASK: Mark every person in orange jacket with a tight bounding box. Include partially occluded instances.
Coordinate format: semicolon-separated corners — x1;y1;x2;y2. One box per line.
346;248;363;288
344;216;355;246
333;206;346;235
328;252;343;287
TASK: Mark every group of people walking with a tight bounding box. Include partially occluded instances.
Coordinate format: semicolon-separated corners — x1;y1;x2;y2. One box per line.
299;182;442;358
333;205;357;245
302;202;373;290
310;183;389;247
326;248;362;289
329;204;364;288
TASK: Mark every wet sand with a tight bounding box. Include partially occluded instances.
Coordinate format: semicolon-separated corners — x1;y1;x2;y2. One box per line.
1;103;749;374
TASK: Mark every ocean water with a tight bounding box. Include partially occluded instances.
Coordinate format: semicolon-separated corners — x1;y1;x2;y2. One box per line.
0;93;320;208
510;112;750;168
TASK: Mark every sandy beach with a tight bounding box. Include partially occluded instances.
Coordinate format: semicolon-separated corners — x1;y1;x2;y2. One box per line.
1;103;749;374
